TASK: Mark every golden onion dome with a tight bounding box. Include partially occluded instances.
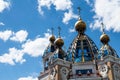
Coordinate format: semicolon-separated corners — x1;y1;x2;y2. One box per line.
100;34;110;44
55;38;64;47
49;35;55;42
75;19;86;33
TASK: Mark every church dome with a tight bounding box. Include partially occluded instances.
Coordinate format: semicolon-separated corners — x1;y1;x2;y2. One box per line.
99;32;119;58
67;34;98;62
75;19;86;33
55;38;64;48
49;35;55;42
67;17;98;62
99;44;119;58
100;34;110;44
43;35;56;57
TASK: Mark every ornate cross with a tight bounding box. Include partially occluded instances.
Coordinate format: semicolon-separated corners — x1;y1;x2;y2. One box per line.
101;22;105;34
51;27;54;35
58;26;61;37
77;7;81;19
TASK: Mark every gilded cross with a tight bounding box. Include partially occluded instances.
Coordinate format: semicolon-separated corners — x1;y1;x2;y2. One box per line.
51;27;54;35
77;7;81;19
58;26;61;37
101;22;105;34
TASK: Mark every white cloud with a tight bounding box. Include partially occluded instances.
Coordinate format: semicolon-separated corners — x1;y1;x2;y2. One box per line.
0;48;25;65
0;0;10;13
69;28;75;33
18;72;38;80
63;10;78;24
0;31;50;65
0;30;28;42
37;0;52;15
18;76;37;80
10;30;28;43
37;0;77;24
37;0;72;14
0;30;13;41
53;0;72;11
22;33;50;57
88;0;120;32
0;22;5;26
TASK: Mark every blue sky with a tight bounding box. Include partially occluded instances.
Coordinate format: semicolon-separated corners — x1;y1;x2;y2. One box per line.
0;0;120;80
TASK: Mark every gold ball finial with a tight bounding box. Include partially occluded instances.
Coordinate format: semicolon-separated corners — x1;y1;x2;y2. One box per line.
75;7;86;33
55;38;64;48
49;35;55;43
75;19;86;33
49;28;55;43
100;23;110;44
100;34;110;44
55;26;64;48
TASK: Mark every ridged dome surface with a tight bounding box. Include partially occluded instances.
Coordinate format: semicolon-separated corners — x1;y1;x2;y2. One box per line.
43;43;56;57
67;34;98;62
99;44;119;58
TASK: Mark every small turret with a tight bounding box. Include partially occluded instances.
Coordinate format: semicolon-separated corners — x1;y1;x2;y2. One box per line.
99;23;119;58
54;27;65;59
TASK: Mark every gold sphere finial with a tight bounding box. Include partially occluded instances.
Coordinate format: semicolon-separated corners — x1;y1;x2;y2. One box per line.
49;28;55;43
75;7;86;34
75;19;86;33
100;34;110;44
100;23;110;44
49;35;55;42
55;38;64;48
55;27;64;48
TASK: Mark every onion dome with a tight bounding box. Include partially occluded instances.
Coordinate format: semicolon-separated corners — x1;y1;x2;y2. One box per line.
55;26;64;48
67;34;98;63
67;12;98;62
43;28;56;57
49;35;55;43
99;23;119;58
75;19;86;33
55;38;64;48
99;33;119;58
100;34;110;44
100;45;119;58
52;27;66;59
